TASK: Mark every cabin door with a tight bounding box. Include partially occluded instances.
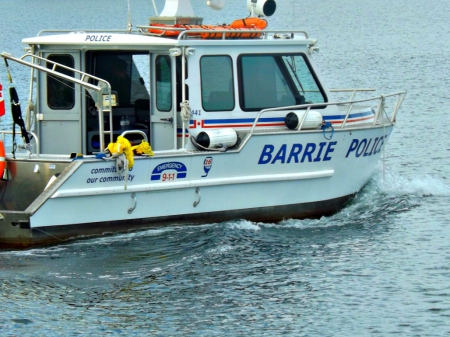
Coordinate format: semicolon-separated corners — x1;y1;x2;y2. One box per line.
37;51;82;155
150;54;177;151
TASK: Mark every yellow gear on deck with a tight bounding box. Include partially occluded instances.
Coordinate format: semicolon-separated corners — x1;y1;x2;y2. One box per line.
107;136;134;168
131;140;154;156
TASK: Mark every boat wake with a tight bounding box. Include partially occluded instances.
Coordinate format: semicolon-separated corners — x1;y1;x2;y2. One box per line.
254;168;450;231
3;169;448;256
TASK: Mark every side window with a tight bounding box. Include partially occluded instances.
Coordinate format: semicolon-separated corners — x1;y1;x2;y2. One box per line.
281;55;325;104
238;54;326;111
47;54;75;110
239;55;281;110
201;55;234;111
155;55;172;112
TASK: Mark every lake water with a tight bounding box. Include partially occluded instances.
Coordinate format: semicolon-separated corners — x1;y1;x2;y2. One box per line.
1;0;450;336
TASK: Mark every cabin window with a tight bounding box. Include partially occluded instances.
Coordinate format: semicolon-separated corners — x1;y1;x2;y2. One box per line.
46;54;75;110
200;55;234;111
90;52;150;107
155;55;172;112
238;54;326;111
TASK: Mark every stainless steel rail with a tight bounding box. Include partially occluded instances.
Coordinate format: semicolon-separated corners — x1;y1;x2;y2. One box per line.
0;52;113;152
250;91;407;134
0;130;40;157
135;26;310;40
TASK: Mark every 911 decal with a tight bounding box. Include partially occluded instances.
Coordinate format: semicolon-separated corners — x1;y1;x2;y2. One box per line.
151;162;187;181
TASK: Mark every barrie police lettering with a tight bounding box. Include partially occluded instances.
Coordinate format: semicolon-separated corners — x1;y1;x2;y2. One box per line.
345;136;387;158
258;136;388;164
85;35;112;42
258;141;337;164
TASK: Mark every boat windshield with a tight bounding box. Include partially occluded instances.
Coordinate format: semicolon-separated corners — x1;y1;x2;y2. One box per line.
238;53;326;111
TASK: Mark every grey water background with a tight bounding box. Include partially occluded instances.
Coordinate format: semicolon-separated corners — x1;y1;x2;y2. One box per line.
0;0;449;335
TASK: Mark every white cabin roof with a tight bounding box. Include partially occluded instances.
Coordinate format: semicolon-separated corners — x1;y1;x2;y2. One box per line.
22;30;316;49
22;33;177;47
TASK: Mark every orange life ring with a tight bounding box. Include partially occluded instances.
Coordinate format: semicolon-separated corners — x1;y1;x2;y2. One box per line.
0;140;6;176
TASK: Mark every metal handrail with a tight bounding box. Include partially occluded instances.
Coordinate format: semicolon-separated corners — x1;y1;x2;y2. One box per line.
0;130;40;157
330;88;376;101
177;29;309;40
36;27;311;41
250;91;406;134
0;52;113;152
120;130;148;143
136;26;309;40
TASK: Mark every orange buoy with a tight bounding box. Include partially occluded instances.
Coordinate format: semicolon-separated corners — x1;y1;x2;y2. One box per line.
0;140;6;179
0;83;5;117
231;18;268;30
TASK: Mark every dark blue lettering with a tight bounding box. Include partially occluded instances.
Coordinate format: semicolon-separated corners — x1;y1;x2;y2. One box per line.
323;141;337;161
356;139;367;157
367;137;379;156
287;144;303;163
313;142;327;162
258;145;275;164
375;135;387;154
271;144;287;164
363;138;373;157
301;143;316;162
346;139;359;158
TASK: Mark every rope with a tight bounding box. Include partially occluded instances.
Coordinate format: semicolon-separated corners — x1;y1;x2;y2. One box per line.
321;121;334;140
26;99;35;131
180;100;192;148
102;153;129;190
131;140;154;156
105;136;134;190
34;227;65;242
180;100;192;122
382;123;386;182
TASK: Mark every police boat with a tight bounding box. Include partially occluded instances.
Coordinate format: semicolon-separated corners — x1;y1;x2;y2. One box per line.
0;0;406;248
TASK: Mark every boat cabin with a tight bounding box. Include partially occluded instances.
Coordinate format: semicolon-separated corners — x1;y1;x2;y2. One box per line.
18;28;326;156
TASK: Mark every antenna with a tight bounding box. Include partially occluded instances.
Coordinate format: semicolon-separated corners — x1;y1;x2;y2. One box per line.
127;0;132;33
152;0;159;16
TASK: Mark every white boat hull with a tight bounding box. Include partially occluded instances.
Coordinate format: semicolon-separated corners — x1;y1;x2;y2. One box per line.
0;125;391;248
